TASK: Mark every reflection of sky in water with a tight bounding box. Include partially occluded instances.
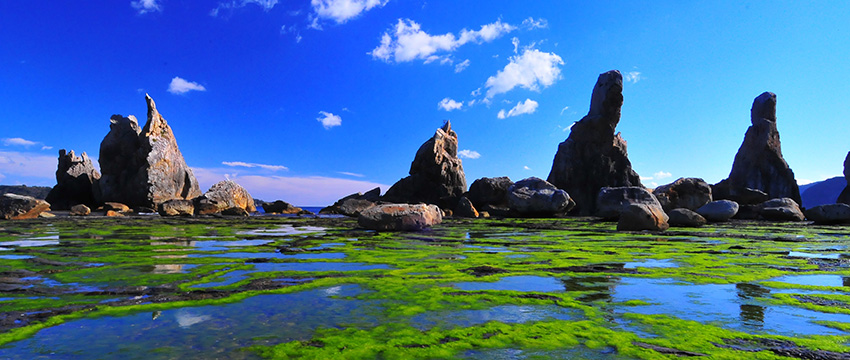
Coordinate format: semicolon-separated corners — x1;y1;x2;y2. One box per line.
787;251;841;259
413;305;580;331
191;239;274;251
612;277;850;336
454;276;564;293
771;274;849;287
0;285;384;360
0;255;34;260
236;225;326;236
192;252;346;260
0;235;60;247
193;262;390;288
624;259;677;269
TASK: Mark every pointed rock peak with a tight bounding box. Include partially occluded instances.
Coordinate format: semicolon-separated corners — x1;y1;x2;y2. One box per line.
145;93;161;121
751;91;777;123
588;70;624;118
441;120;452;133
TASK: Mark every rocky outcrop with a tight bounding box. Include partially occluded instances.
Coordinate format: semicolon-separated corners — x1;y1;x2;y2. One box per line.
358;203;443;231
261;200;302;214
806;203;850;225
837;152;850;204
0;194;51;220
507;177;574;216
714;92;801;205
195;181;256;215
383;121;466;209
467;177;512;208
596;187;661;220
617;204;669;231
319;188;380;216
158;199;195;217
667;208;706;227
653;178;712;211
697;200;739;222
45;150;101;210
548;70;642;215
455;197;479;218
98;94;201;209
759;198;804;221
70;204;91;216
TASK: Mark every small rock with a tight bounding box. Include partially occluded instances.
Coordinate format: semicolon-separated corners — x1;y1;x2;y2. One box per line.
667;208;706;227
617;204;669;231
653;178;712;211
806;203;850;224
0;194;51;220
697;200;739;222
70;204;91;216
158;199;194;217
358;203;442;231
479;211;490;218
38;212;56;218
106;210;124;217
596;187;661;219
455;197;479;218
507;177;574;216
759;198;804;221
103;202;131;213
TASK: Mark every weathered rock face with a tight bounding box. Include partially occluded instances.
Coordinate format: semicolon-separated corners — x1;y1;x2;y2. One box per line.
358;203;443;231
0;194;51;220
806;203;850;225
195;180;256;215
158;199;195;217
837;152;850;204
617;204;669;231
383;121;467;209
667;208;707;228
596;187;661;220
697;200;739;222
98;94;201;209
45;150;101;210
507;177;574;216
653;178;712;211
714;92;801;205
548;70;642;215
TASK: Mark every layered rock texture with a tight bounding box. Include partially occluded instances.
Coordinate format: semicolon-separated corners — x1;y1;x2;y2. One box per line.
195;180;256;215
714;92;801;205
837;152;850;204
45;149;101;210
548;70;642;215
383;121;467;209
98;94;201;209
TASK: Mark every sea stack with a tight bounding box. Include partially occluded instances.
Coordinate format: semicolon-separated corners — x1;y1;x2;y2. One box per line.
547;70;642;215
382;120;467;209
97;94;202;209
837;152;850;204
44;149;101;210
714;92;801;205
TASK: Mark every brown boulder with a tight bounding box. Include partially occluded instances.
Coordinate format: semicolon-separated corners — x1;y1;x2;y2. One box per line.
262;200;302;214
617;204;669;231
158;199;195;217
194;180;256;215
358;203;442;231
653;178;712;211
454;197;479;218
0;194;51;220
70;204;91;216
667;208;706;227
319;187;380;216
548;70;642;215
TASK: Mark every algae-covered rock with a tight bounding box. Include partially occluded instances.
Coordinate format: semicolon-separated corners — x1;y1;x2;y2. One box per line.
358;203;442;231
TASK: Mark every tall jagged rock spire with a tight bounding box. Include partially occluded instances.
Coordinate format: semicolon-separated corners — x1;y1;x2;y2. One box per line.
547;70;642;215
714;92;801;205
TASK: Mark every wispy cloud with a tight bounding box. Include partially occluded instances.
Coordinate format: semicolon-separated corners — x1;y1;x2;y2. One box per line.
131;0;161;14
438;97;463;111
458;149;481;159
0;150;58;184
338;171;365;177
653;171;672;180
484;49;563;99
523;166;531;170
317;111;342;129
522;17;548;29
370;19;516;64
2;138;38;147
168;77;207;94
222;161;288;171
454;59;470;73
210;0;278;17
559;106;570;115
497;98;538;119
624;71;642;83
310;0;389;28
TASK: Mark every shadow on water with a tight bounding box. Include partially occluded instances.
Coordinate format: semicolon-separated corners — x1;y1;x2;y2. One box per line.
0;285;384;360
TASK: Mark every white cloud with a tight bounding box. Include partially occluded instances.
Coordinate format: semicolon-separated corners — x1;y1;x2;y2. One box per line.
175;310;211;328
497;98;538;119
438;97;463;111
0;150;57;183
338;171;364;177
222;161;288;171
310;0;389;28
458;150;481;159
41;146;53;150
210;0;278;16
370;19;515;63
523;166;531;170
653;171;672;180
484;49;563;99
168;77;207;94
192;167;389;206
559;106;570;115
624;71;642;83
454;59;470;73
797;179;814;186
511;37;519;54
2;138;38;147
131;0;161;14
522;17;548;29
317;111;342;129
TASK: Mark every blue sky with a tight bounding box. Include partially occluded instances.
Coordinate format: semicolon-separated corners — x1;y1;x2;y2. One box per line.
1;1;849;206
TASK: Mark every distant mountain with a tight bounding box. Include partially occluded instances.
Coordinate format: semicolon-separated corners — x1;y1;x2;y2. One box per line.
0;185;53;199
800;176;845;208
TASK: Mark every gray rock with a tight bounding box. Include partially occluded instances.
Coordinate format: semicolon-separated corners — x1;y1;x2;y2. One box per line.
667;208;706;227
714;92;801;205
467;177;513;209
45;149;101;210
596;186;661;219
70;204;91;216
98;94;202;209
547;70;642;215
158;199;194;217
383;121;467;209
653;178;712;211
507;177;574;216
455;197;479;218
806;203;850;224
337;198;376;217
320;189;379;216
358;203;443;231
261;200;302;214
759;198;804;221
696;200;739;222
0;194;51;220
617;204;669;231
194;181;256;215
